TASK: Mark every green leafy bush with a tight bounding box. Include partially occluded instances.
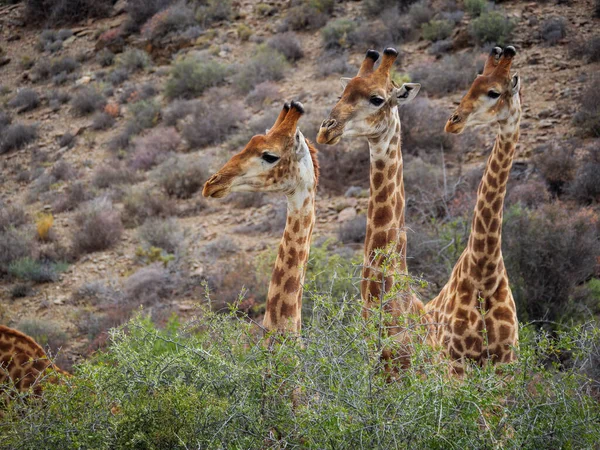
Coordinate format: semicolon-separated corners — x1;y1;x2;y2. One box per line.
165;55;229;99
470;10;514;45
8;257;68;283
421;19;454;42
1;308;599;448
464;0;489;16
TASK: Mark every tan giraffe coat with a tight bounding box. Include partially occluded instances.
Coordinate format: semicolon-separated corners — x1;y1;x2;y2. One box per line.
0;325;69;396
425;47;522;374
317;49;435;369
203;102;318;334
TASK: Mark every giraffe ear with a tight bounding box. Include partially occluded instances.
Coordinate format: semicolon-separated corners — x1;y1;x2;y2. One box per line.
292;129;307;161
339;77;351;90
394;83;421;104
511;73;520;96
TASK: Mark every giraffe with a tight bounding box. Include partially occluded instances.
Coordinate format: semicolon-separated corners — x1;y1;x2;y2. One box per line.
0;325;69;397
424;46;522;375
316;48;435;369
203;101;318;334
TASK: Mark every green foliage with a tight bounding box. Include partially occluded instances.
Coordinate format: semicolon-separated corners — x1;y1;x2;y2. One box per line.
2;305;599;448
164;55;229;99
421;19;454;42
8;257;68;283
233;45;288;93
128;99;160;129
321;19;357;49
16;318;68;352
135;246;175;267
117;48;150;73
464;0;489;16
470;10;515;45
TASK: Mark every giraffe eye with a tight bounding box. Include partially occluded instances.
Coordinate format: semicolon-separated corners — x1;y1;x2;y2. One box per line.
487;90;501;99
261;153;280;164
370;96;384;106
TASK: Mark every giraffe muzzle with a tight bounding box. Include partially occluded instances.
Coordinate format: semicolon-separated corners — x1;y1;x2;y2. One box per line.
316;118;343;145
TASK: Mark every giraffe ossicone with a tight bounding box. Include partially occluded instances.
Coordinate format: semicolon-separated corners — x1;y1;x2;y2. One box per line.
317;48;436;371
426;46;522;375
203;101;318;334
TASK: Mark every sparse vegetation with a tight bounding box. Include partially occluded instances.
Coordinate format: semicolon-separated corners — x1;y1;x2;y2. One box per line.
534;140;577;196
72;198;123;256
9;257;67;283
541;17;567;45
338;214;367;244
141;2;197;41
8;89;40;113
16;318;67;355
122;188;176;228
268;32;304;62
165;55;229;99
128;99;161;129
234;45;288;93
321;19;357;49
91;111;115;130
156;154;209;198
573;77;600;137
117;48;151;73
182;100;246;148
139;218;185;255
95;48;115;67
0;123;37;154
25;0;114;26
421;19;454;42
71;87;106;116
464;0;489;16
410;53;475;95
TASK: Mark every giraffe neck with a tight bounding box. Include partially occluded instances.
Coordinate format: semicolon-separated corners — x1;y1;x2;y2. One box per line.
263;186;315;333
466;111;521;293
361;109;408;308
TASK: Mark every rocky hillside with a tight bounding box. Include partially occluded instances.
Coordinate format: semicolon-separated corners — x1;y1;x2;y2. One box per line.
0;0;599;369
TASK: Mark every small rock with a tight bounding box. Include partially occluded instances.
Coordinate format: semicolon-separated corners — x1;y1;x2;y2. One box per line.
53;298;64;305
539;120;553;129
62;36;76;47
76;76;92;85
538;109;552;119
179;304;194;312
338;207;357;222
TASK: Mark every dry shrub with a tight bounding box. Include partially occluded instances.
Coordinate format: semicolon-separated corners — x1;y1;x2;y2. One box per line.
25;0;114;26
72;198;123;256
138;218;185;254
267;32;304;62
0;203;28;232
399;98;454;154
409;53;476;96
0;123;37;154
156;154;209;198
8;89;40;113
130;127;181;171
92;162;138;189
0;227;36;275
165;55;229;100
317;142;370;195
36;213;54;241
506;179;550;209
141;2;197;41
233;45;288;93
338;215;367;244
568;143;600;204
16;319;67;355
573;77;600;137
122;188;176;227
540;17;567;45
182;100;247;149
71;87;106;116
534;140;577;196
53;181;91;213
245;82;280;109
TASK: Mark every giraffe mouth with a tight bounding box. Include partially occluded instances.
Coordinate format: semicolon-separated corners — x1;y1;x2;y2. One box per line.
202;182;231;199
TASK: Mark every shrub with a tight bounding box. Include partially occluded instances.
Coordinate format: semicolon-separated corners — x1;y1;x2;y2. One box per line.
321;19;357;49
96;48;115;67
49;56;79;76
573;77;600;137
130;127;181;171
363;0;419;16
8;257;67;283
0;204;28;232
245;81;280;108
233;45;288;93
568;143;600;204
91;112;115;130
541;17;567;45
317;142;370;194
71;87;106;116
8;89;40;113
117;48;151;73
25;0;114;26
0;123;37;154
470;10;514;45
408;0;434;28
267;32;303;62
92;163;137;189
107;122;141;154
571;36;600;63
16;319;67;355
72;198;123;255
124;264;175;307
58;132;75;148
534;140;577;196
347;21;395;50
316;53;358;77
36;213;54;241
119;83;157;104
203;236;239;259
139;218;185;254
399;98;454;154
156;154;209;198
504;204;600;325
125;0;172;31
48;90;71;111
162;99;197;126
0;227;35;275
128;100;160;129
338;214;366;244
421;19;454;42
165;55;229;99
141;2;197;41
282;3;327;31
196;0;232;26
410;53;475;96
122;188;176;227
182;101;247;148
53;181;91;213
0;109;11;130
506;179;550;209
108;67;129;86
464;0;489;16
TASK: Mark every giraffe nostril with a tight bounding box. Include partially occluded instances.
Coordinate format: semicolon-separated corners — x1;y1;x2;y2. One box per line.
451;114;461;124
321;119;337;130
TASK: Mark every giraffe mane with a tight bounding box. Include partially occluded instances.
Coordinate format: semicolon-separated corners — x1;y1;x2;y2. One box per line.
305;138;320;187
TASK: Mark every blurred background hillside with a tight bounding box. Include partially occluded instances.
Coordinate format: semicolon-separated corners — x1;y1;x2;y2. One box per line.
0;0;598;371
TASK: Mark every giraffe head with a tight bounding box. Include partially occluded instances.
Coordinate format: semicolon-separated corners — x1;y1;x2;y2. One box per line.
446;46;521;135
316;48;421;145
203;101;319;199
